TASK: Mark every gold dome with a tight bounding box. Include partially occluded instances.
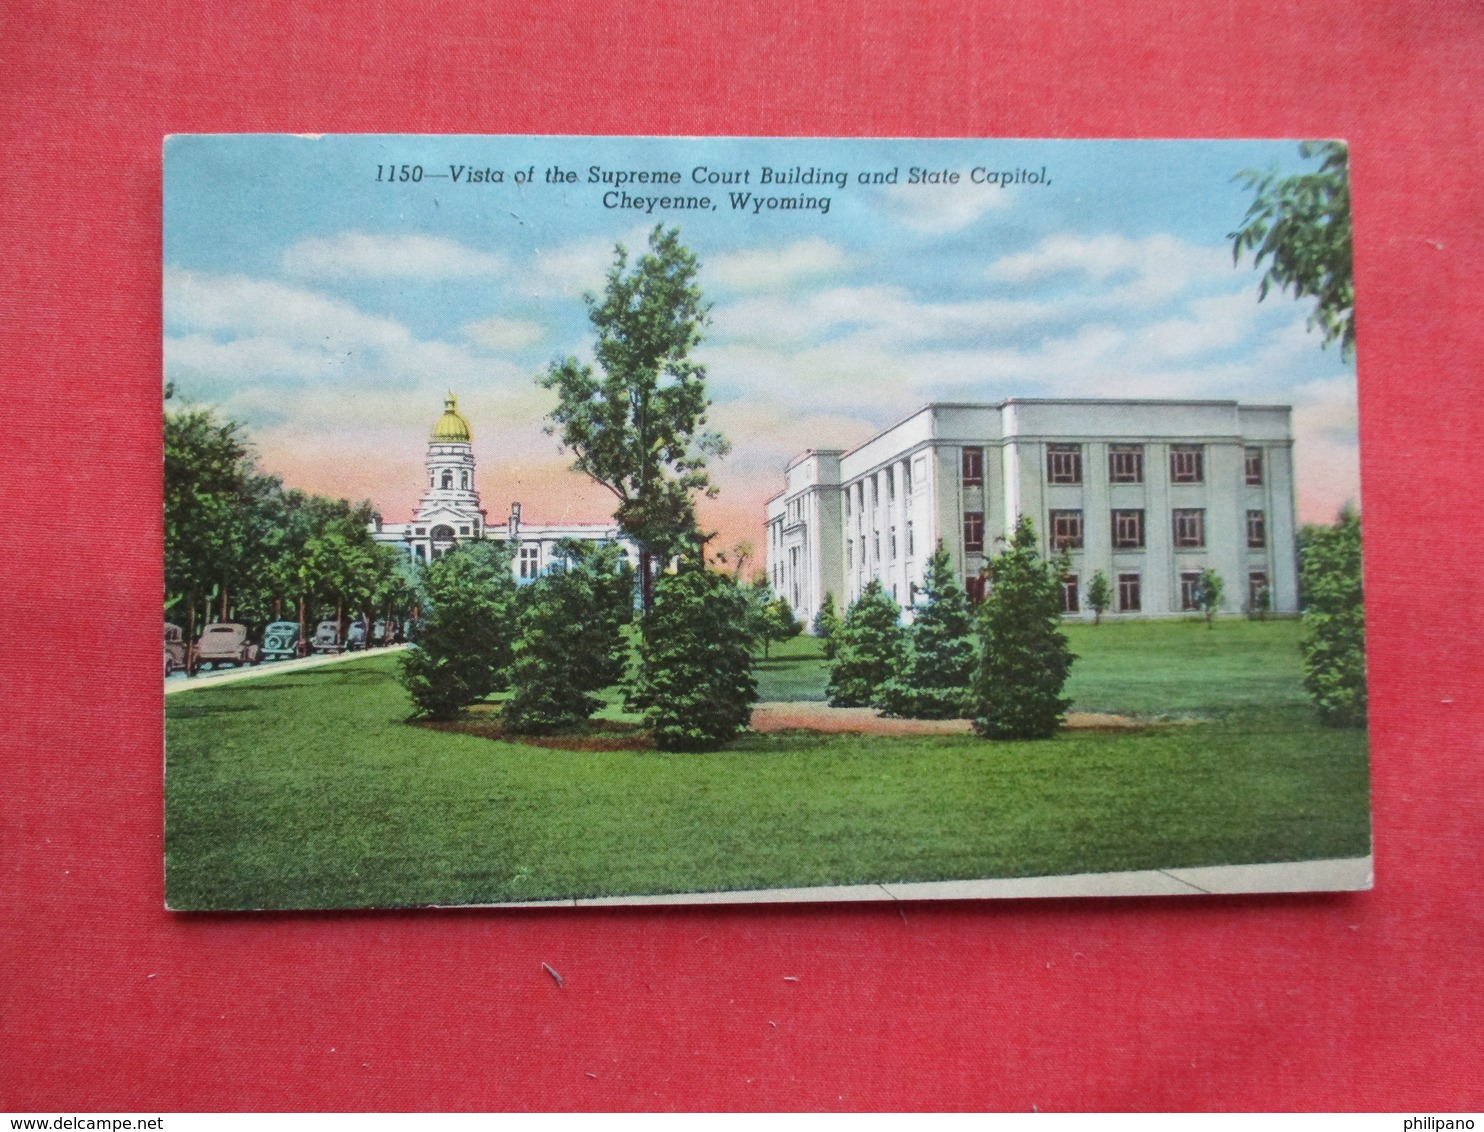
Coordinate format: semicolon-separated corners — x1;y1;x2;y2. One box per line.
431;393;472;442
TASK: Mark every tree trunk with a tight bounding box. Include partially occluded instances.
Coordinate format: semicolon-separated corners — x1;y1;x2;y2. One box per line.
220;582;228;622
336;599;345;646
274;596;282;619
185;592;197;676
297;596;307;657
639;549;654;615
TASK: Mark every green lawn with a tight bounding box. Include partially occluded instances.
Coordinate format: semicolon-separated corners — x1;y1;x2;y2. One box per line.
165;619;1370;910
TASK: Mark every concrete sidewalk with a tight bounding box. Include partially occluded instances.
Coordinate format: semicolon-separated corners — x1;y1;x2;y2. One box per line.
165;644;407;695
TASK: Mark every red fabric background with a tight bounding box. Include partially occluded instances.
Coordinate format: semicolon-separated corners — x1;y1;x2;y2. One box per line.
3;0;1481;1112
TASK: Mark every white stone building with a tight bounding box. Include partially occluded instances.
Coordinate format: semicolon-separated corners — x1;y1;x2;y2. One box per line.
766;399;1298;626
371;393;638;580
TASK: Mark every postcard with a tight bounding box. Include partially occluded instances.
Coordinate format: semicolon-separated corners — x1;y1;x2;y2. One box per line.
163;135;1370;910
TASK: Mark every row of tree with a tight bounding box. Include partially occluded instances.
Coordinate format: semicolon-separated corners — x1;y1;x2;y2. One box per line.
398;540;760;752
823;519;1076;740
165;388;418;649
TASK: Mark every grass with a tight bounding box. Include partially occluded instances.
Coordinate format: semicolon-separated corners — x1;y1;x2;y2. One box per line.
165;619;1370;910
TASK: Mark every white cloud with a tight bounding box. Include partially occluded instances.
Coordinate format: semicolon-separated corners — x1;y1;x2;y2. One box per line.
880;182;1014;234
707;237;853;293
281;232;506;280
464;316;547;351
986;233;1234;307
521;226;650;300
164;270;528;420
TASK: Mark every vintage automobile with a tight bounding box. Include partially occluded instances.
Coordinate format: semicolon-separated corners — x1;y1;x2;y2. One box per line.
191;622;260;673
371;618;398;646
311;619;343;655
164;622;188;677
345;619;369;651
260;620;301;661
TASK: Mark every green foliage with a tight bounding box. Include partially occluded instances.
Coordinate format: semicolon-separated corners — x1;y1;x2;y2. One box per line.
1299;507;1366;727
539;225;729;564
164;405;254;613
826;580;905;707
875;542;977;719
628;566;758;752
503;542;634;734
398;542;517;720
972;517;1076;740
811;593;842;657
1086;571;1112;625
1193;568;1225;628
1231;141;1355;359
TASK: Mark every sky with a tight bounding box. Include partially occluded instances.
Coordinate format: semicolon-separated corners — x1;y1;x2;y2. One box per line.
164;135;1360;559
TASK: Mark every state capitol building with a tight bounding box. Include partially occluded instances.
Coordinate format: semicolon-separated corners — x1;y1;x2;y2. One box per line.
370;394;638;580
765;399;1299;627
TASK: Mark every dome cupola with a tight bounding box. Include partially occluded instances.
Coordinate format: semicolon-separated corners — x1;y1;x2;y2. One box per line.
432;392;472;442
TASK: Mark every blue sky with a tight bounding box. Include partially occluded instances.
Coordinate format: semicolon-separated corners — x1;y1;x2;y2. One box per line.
164;135;1359;546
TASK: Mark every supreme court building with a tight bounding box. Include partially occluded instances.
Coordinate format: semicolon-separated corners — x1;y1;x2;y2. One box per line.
765;399;1298;627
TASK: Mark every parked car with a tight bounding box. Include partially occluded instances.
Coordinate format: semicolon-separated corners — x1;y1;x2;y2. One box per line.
311;620;343;655
345;619;368;651
164;622;188;677
372;618;398;646
191;623;260;673
260;620;301;661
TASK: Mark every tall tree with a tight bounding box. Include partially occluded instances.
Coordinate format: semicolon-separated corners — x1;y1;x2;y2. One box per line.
874;542;976;720
627;566;757;752
505;537;637;733
398;542;518;720
1299;507;1366;727
539;225;729;609
1231;141;1355;358
164;404;254;646
826;580;905;708
971;517;1076;740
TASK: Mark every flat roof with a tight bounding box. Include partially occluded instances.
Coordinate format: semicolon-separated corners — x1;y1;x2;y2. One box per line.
837;398;1293;463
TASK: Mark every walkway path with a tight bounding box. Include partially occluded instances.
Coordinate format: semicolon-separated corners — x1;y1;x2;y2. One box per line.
164;645;406;696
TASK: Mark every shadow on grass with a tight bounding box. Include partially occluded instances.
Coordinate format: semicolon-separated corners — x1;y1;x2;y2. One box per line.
167;703;262;719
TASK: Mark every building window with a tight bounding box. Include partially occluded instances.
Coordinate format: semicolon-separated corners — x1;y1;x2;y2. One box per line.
890;526;898;560
1180;570;1203;611
906;521;914;558
1172;508;1206;548
963;511;985;553
1108;444;1144;484
459;526;470;536
1247;509;1267;548
1118;573;1141;612
846;539;853;570
1112;508;1145;549
962;446;984;487
1115;575;1139;611
903;460;913;495
1047;444;1083;485
1170;444;1204;484
441;471;453;489
871;475;878;507
518;544;540;579
1061;574;1080;614
1249;571;1270;610
460;471;469;489
966;575;986;604
886;467;896;501
415;527;426;535
1050;509;1084;550
844;489;852;517
873;533;881;562
1245;447;1264;486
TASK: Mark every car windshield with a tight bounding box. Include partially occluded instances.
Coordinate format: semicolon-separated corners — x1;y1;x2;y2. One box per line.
207;626;236;634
